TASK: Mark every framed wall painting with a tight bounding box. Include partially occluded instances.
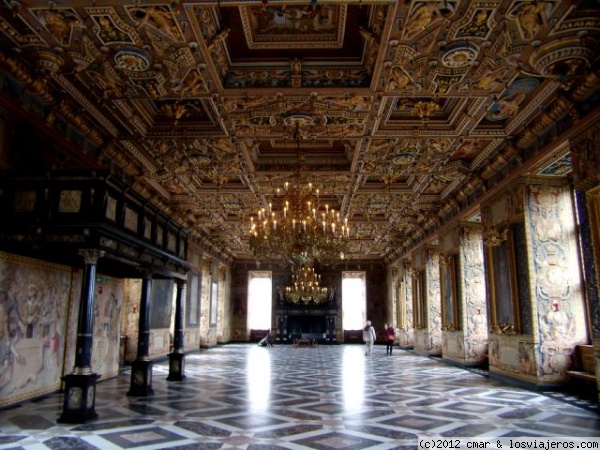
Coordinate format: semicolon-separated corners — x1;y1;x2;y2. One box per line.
486;229;520;333
440;255;458;331
186;272;200;327
149;279;174;329
412;270;425;329
210;280;218;327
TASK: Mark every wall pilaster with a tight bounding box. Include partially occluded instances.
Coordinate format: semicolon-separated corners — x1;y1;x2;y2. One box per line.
412;246;442;356
482;175;587;387
439;223;489;366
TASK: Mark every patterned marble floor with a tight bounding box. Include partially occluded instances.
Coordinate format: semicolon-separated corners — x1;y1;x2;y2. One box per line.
1;344;599;450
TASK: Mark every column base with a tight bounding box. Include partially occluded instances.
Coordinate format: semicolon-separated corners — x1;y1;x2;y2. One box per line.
58;373;101;424
167;352;186;381
127;359;154;397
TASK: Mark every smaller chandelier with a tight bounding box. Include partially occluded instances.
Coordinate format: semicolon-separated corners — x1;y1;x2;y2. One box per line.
285;265;330;304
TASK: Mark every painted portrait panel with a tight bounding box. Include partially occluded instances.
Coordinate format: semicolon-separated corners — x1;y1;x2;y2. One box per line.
210;280;218;327
412;270;425;329
441;256;458;330
186;272;200;327
149;279;174;329
487;232;520;333
397;281;406;329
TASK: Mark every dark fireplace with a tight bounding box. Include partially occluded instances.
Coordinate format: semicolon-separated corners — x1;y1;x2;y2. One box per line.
275;301;337;344
288;315;326;335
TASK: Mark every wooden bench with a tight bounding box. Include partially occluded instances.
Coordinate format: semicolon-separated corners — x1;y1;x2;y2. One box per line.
566;344;597;402
293;339;317;348
566;344;596;381
344;330;363;343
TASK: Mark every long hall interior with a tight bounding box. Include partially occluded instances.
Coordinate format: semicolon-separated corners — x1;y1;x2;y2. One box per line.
1;0;600;444
1;345;599;450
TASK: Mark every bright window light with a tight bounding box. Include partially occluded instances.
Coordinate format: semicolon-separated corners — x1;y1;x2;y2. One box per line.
248;271;272;330
342;272;366;330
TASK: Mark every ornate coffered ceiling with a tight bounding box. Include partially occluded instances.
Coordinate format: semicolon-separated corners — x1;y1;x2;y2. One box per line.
0;0;599;264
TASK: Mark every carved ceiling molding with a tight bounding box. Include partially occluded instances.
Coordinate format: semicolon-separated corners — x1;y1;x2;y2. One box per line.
0;0;598;262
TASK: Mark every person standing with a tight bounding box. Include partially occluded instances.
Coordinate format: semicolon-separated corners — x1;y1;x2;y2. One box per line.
363;320;376;356
385;323;396;355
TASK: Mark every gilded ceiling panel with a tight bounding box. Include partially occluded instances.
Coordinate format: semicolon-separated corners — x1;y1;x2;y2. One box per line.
0;0;598;263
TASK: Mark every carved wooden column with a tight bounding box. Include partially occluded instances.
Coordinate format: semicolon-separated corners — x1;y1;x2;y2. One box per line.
167;278;186;381
128;268;154;396
59;249;104;424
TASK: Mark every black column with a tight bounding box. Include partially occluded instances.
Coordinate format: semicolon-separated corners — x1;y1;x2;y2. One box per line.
58;249;104;424
128;269;154;396
327;316;336;343
277;315;287;343
167;278;186;381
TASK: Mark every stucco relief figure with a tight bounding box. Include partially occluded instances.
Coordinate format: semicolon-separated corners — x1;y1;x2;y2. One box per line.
540;301;572;341
173;70;205;96
403;2;442;38
386;66;411;91
468;269;486;302
208;27;231;52
358;26;377;45
530;187;562;242
38;9;81;46
468;306;485;335
161;103;187;123
472;66;510;91
94;15;132;44
88;70;123;99
137;6;180;40
291;58;301;76
198;8;217;39
346;96;370;111
433;310;442;332
515;2;550;40
536;243;570;300
486;90;527;121
462;9;491;38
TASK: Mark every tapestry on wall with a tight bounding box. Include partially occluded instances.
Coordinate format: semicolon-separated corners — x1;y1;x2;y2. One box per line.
92;277;123;379
63;275;124;380
150;279;174;329
0;252;73;408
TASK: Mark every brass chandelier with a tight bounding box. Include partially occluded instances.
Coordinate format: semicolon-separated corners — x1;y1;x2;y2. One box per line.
285;265;330;304
248;154;349;265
